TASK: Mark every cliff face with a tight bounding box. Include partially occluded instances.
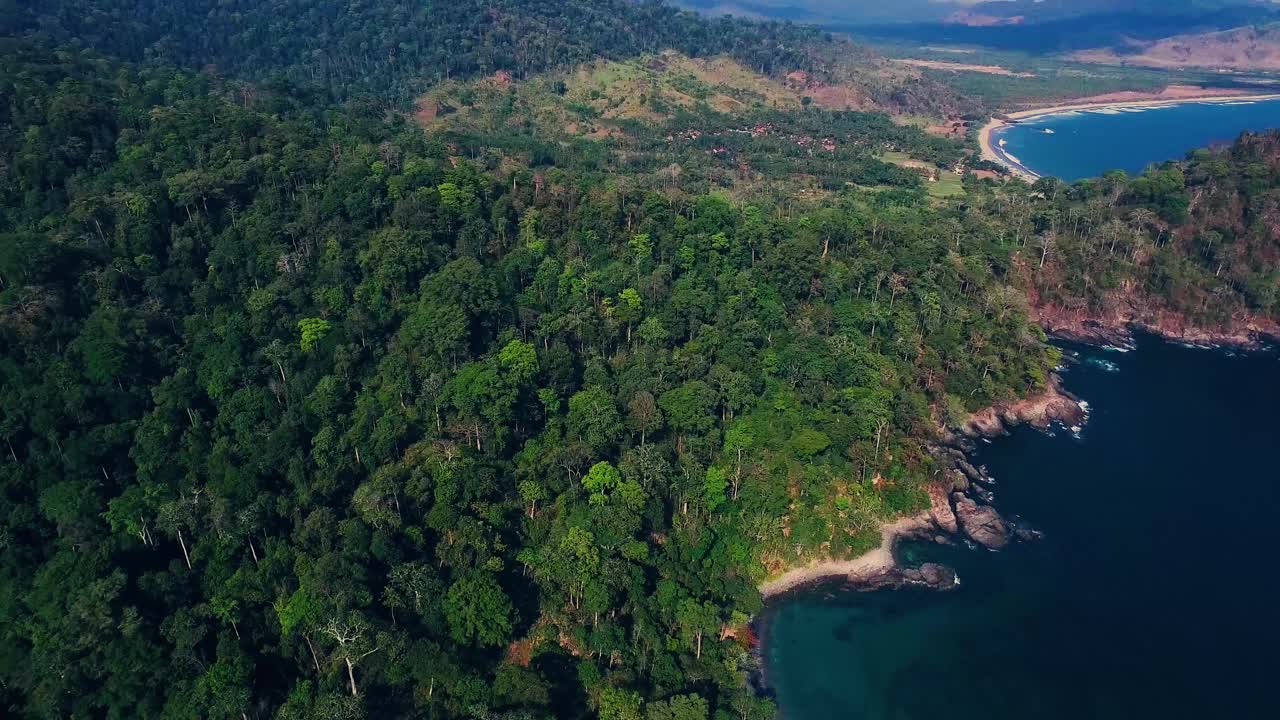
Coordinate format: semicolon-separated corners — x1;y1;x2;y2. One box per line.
1030;294;1280;349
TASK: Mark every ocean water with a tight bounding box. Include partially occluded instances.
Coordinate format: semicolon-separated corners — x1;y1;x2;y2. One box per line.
995;98;1280;181
761;337;1280;720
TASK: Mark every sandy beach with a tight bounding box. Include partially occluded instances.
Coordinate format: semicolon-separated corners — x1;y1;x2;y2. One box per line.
758;513;931;598
978;89;1280;181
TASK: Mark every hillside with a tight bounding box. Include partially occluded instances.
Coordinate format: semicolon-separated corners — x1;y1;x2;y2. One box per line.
9;0;824;103
0;41;1060;719
414;50;975;203
1005;136;1280;344
3;3;1280;720
1074;23;1280;71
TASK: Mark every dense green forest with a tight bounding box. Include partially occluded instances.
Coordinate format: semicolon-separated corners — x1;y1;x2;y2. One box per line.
3;1;1280;719
0;41;1058;719
1013;145;1280;327
7;0;979;119
8;0;825;103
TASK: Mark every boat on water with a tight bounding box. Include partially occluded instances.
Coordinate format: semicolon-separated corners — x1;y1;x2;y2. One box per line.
1043;128;1055;134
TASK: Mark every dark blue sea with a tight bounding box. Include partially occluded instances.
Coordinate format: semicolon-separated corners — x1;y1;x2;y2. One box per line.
762;337;1280;719
996;97;1280;181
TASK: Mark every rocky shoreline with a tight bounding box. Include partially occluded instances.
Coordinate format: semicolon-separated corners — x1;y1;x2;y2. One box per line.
757;371;1089;601
922;377;1084;556
751;323;1271;706
1033;301;1280;351
754;310;1272;606
755;299;1273;608
958;372;1087;438
749;372;1090;697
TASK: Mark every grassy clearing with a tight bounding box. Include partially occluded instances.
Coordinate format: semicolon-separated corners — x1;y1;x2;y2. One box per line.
926;171;966;198
878;150;968;198
563;51;801;121
416;50;818;148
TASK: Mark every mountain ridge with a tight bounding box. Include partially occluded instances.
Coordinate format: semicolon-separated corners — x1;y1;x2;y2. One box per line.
1074;22;1280;70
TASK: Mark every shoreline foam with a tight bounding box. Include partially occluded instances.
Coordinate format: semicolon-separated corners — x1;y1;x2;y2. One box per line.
978;92;1280;181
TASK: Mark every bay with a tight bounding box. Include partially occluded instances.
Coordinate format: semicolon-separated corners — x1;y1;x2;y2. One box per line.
995;98;1280;182
761;337;1280;720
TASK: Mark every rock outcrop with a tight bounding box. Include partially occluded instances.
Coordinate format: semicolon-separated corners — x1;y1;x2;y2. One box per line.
858;562;959;591
953;493;1009;549
928;484;958;535
962;373;1085;438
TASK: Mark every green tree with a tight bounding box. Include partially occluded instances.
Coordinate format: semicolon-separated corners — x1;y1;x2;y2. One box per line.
646;694;708;720
298;318;333;353
568;387;621;454
599;687;643;720
443;573;515;647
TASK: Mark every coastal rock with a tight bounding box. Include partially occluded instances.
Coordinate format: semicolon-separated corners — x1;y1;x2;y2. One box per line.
913;563;957;588
957;459;985;484
962;374;1085;437
857;562;958;592
928;485;959;535
896;562;957;589
953;493;1009;549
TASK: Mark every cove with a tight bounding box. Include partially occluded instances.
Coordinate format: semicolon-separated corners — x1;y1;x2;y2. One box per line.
760;336;1280;720
995;98;1280;182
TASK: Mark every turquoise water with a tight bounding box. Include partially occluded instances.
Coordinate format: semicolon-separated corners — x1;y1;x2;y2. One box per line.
995;98;1280;181
761;337;1280;720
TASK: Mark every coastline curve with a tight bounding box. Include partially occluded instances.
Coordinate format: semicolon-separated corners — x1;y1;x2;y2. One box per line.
978;92;1280;182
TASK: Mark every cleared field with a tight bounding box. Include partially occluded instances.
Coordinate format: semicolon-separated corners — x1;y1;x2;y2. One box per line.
893;59;1035;78
926;171;966;198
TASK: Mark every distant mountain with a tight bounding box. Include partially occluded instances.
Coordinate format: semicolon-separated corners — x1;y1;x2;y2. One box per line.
941;0;1276;25
852;3;1280;53
1074;22;1280;70
673;0;944;24
679;0;1280;28
678;0;1280;54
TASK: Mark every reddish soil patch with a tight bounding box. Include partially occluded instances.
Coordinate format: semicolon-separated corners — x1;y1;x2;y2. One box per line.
784;70;811;90
925;120;968;139
414;98;440;124
506;636;535;667
809;83;867;111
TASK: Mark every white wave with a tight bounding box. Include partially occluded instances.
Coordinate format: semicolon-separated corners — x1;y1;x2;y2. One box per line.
1085;357;1120;372
1030;109;1082;122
